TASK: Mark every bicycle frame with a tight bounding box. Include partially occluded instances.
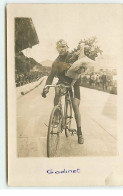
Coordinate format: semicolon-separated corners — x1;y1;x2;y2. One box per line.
45;84;70;107
45;84;76;135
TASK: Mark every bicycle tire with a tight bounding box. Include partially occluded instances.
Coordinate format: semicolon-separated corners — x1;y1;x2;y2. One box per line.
47;106;63;157
64;98;72;137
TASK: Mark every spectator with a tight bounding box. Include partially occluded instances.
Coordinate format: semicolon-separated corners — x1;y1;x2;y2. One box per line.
101;71;107;91
106;72;113;92
96;73;100;88
86;73;90;86
90;72;96;88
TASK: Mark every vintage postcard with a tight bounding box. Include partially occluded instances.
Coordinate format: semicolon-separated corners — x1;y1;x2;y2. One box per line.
7;4;123;186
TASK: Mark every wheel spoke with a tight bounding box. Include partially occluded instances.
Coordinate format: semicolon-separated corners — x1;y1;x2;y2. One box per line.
47;107;62;157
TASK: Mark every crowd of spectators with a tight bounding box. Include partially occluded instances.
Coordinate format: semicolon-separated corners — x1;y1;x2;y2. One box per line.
80;71;117;94
15;71;47;87
16;68;117;95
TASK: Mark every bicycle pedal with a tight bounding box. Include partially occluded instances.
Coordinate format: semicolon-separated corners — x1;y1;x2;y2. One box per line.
68;129;77;135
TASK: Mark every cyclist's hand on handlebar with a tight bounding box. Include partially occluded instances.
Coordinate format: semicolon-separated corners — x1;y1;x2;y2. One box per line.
42;91;46;98
42;87;49;98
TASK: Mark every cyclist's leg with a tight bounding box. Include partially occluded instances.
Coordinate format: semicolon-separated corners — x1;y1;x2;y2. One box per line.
69;82;82;135
71;96;84;144
54;86;60;106
54;95;60;106
53;86;61;125
54;81;69;106
70;81;83;143
71;97;82;135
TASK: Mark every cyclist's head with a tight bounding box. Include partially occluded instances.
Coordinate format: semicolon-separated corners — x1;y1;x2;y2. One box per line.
56;39;68;56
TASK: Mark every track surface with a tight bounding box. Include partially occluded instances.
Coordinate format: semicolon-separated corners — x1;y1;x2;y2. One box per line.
17;79;117;157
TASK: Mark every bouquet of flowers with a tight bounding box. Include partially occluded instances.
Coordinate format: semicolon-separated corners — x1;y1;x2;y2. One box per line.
66;37;103;82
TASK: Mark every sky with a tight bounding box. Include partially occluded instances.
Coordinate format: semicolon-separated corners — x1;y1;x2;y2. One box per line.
22;4;123;64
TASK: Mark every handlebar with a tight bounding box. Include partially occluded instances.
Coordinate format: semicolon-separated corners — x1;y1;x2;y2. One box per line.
44;84;70;89
42;84;71;98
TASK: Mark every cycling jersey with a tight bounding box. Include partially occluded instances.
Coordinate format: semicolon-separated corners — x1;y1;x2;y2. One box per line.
45;52;81;100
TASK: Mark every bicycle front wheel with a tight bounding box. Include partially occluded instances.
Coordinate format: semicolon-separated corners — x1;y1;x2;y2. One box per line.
47;106;62;157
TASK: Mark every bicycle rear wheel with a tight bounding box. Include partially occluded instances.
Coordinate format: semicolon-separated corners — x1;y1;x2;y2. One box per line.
64;97;72;137
47;106;62;157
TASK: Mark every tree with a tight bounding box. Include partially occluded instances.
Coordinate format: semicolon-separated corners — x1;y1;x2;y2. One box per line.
15;52;42;75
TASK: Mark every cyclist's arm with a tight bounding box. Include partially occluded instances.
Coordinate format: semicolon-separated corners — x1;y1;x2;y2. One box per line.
45;70;56;85
45;59;59;86
67;54;78;64
42;70;56;97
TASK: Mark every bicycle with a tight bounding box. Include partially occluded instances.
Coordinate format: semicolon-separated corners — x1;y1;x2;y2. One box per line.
43;84;77;158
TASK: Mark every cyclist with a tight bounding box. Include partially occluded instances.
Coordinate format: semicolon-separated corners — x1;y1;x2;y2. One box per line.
42;39;84;144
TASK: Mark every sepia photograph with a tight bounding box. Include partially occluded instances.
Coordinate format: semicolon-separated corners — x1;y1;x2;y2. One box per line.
15;5;118;158
7;4;123;186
